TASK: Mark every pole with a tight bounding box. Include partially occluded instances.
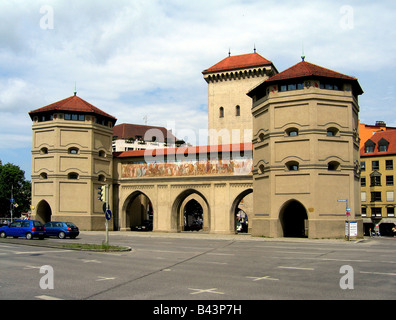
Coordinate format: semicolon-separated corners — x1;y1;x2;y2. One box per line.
105;185;110;246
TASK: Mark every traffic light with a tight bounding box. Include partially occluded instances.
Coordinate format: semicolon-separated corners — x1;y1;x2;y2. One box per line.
97;185;108;202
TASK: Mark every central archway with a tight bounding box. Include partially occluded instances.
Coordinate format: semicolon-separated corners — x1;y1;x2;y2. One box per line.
172;189;210;232
279;200;308;238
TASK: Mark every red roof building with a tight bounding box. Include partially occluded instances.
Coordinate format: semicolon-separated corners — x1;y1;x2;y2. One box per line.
361;130;396;157
113;123;178;144
202;52;276;74
248;59;363;98
29;95;117;124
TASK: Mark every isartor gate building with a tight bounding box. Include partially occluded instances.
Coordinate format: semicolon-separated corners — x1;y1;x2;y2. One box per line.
28;52;364;238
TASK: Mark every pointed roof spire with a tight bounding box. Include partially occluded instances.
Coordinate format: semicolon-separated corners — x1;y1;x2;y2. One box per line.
74;82;77;96
301;42;305;61
254;44;256;53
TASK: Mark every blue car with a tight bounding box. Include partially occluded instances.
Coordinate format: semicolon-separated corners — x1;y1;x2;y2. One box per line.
0;220;46;240
44;221;79;239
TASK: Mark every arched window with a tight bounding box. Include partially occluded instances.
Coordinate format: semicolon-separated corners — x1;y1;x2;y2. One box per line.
286;161;299;171
99;150;106;157
40;172;48;180
258;164;265;174
326;127;339;137
68;147;79;155
219;107;224;118
98;175;106;182
328;161;340;171
68;172;79;180
286;128;299;137
236;105;240;117
40;147;48;154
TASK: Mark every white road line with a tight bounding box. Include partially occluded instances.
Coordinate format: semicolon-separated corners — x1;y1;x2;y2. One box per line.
246;276;279;281
360;271;396;276
35;295;63;300
277;266;315;271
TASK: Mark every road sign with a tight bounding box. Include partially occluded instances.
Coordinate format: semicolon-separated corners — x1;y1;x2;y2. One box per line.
105;209;112;221
10;198;14;203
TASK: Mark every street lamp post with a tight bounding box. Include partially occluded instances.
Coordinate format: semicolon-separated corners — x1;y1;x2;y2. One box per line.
338;199;350;241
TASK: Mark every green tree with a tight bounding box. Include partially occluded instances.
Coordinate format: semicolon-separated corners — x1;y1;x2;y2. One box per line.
0;161;31;218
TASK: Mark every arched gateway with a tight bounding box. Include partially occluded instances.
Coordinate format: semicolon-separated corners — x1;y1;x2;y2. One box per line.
115;144;253;234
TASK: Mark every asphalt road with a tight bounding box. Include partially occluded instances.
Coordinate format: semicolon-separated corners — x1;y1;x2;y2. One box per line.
0;231;395;302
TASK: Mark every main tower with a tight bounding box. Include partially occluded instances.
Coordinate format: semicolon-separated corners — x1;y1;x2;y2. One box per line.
203;52;277;145
29;94;117;230
248;59;364;238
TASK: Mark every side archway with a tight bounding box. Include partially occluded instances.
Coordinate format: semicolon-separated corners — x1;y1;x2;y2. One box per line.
279;200;308;238
121;191;153;231
230;189;253;234
35;200;52;223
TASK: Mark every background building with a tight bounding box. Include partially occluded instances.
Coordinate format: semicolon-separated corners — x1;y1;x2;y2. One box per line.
360;130;396;235
112;123;180;152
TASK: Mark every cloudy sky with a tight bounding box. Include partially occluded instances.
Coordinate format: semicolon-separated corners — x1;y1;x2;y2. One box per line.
1;0;395;179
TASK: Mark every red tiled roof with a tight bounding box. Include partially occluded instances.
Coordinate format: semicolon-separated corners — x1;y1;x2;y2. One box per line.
202;53;273;74
114;143;253;158
29;95;117;120
265;60;358;83
248;60;363;96
113;123;178;143
360;130;396;157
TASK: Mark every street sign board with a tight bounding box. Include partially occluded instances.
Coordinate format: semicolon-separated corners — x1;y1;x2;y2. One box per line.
105;209;112;221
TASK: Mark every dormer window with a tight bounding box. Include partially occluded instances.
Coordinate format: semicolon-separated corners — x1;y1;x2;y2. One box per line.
378;138;389;152
364;139;375;153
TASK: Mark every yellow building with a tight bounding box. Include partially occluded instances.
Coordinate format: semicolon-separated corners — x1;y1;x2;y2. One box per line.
360;130;396;235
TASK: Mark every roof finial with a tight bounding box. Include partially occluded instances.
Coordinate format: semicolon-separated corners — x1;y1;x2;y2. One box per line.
228;48;231;57
254;44;256;53
301;42;305;61
74;82;77;96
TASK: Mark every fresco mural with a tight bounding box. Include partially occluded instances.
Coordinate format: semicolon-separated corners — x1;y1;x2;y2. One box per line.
121;159;252;178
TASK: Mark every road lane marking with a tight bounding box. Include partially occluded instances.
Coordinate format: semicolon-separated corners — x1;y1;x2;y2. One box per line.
246;276;279;281
277;266;315;271
36;295;63;300
189;288;224;295
96;276;116;281
360;271;396;276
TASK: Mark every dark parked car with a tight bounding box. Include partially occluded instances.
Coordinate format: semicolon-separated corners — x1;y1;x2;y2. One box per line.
0;220;46;240
44;221;79;239
134;220;153;231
